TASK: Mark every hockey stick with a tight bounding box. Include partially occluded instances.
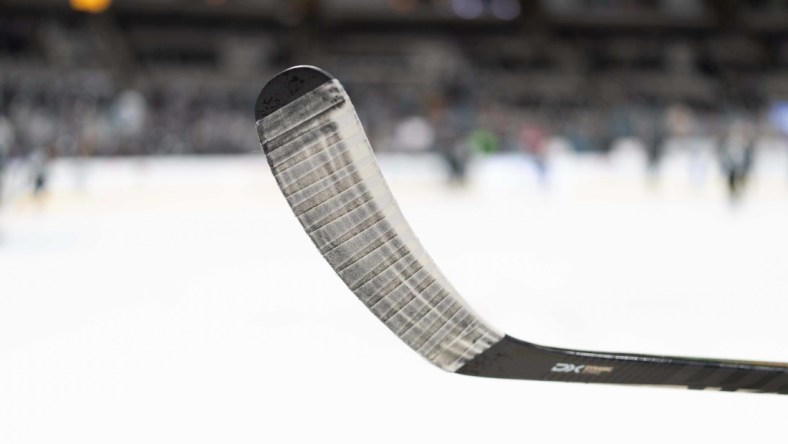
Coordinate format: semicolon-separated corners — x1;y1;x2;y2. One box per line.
255;66;788;395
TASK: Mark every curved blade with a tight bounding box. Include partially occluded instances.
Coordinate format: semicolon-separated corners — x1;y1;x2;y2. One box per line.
255;66;502;372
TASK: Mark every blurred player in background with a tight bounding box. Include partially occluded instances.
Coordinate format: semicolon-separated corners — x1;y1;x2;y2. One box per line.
28;148;50;198
666;103;705;187
718;118;756;203
633;104;666;185
519;121;549;185
430;82;476;185
27;111;54;199
0;114;14;208
768;102;788;184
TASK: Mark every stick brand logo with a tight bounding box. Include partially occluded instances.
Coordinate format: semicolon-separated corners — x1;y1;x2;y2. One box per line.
552;363;585;373
551;363;615;376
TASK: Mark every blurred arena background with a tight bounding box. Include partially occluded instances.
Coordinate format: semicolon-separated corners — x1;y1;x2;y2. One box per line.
2;0;788;181
2;1;788;443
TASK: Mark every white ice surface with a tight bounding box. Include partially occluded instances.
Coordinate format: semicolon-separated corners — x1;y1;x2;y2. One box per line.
1;151;787;444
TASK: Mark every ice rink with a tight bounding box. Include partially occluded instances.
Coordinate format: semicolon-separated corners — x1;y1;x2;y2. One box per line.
1;149;788;443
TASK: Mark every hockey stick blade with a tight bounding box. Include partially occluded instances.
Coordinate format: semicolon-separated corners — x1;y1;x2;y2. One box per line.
255;65;788;395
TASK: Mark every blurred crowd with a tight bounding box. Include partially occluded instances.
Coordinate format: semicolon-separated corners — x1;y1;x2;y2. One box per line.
0;71;778;160
2;71;777;202
0;76;253;158
2;0;788;201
